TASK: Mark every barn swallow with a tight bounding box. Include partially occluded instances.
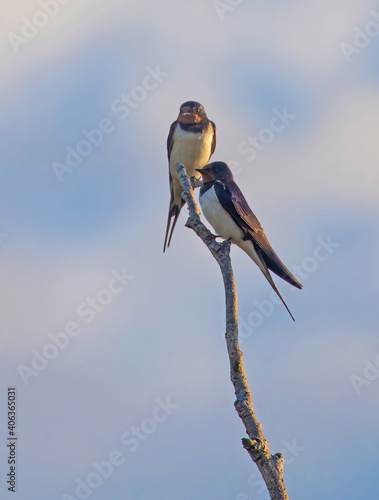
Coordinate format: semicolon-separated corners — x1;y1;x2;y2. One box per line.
163;101;216;252
196;161;302;320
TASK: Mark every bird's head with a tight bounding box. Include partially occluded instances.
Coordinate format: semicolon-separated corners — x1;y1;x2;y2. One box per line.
196;161;233;183
177;101;207;125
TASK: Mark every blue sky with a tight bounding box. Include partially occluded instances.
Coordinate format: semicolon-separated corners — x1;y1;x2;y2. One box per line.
1;1;379;499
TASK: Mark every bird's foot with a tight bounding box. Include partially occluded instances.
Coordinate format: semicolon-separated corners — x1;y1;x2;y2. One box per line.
190;176;203;189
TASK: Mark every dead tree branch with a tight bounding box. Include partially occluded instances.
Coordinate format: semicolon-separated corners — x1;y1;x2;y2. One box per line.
176;162;289;500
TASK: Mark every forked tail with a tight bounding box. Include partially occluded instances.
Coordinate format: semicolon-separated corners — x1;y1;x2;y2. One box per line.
256;247;296;321
163;201;183;252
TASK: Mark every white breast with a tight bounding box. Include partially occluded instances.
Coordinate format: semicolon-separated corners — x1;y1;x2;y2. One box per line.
169;123;214;180
199;185;244;242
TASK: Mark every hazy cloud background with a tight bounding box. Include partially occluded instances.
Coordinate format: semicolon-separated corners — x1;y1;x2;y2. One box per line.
1;1;379;499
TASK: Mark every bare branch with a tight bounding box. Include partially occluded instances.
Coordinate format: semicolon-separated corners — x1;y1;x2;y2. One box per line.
176;162;289;500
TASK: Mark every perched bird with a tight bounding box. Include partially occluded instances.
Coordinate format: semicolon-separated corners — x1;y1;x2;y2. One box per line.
163;101;216;252
196;161;302;320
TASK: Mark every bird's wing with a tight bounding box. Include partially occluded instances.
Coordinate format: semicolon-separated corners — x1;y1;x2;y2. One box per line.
213;180;263;233
210;121;216;157
166;120;179;194
167;120;177;162
214;180;302;289
163;121;179;252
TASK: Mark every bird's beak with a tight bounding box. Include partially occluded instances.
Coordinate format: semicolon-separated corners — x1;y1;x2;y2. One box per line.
196;167;213;183
178;108;201;125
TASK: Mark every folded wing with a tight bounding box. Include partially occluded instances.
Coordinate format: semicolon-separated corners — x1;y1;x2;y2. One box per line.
214;180;302;289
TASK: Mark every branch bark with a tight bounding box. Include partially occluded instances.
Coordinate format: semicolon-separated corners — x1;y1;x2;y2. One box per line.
176;163;289;500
